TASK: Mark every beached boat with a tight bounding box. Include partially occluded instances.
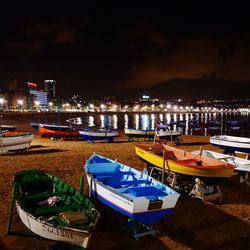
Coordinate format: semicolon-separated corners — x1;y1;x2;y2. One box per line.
1;125;17;131
84;153;180;225
156;129;182;140
7;170;100;248
39;125;80;139
30;122;39;129
210;135;250;154
0;131;33;152
79;129;118;142
39;123;74;131
135;144;234;178
124;128;155;140
192;149;250;173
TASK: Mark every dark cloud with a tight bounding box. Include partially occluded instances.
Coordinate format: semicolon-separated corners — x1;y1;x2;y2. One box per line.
123;35;250;89
0;2;250;99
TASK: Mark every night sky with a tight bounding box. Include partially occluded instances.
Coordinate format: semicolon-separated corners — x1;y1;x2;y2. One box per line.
1;2;250;100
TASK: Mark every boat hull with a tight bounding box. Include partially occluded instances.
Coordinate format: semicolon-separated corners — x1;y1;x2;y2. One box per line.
16;202;91;248
210;136;250;153
0;133;33;151
1;125;17;131
39;127;80;139
124;129;155;139
156;130;182;139
79;130;118;141
87;176;175;225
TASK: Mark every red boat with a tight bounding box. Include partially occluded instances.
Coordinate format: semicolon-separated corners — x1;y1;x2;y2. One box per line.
39;127;80;139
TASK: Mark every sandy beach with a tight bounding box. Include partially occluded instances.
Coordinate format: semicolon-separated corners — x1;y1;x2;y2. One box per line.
0;113;250;249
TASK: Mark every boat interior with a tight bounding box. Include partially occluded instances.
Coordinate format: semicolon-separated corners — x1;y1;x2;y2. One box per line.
15;170;95;229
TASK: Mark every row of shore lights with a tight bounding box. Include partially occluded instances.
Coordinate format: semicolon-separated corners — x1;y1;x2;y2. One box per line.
0;98;53;109
0;98;237;113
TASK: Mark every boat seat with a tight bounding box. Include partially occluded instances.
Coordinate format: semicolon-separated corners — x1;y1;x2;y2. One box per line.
163;151;177;160
128;186;166;197
86;163;120;177
175;159;200;166
34;204;77;216
106;177;152;188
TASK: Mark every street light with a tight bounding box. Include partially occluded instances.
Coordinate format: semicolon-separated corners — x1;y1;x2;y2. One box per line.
0;98;4;111
49;102;53;111
34;101;40;111
17;99;23;111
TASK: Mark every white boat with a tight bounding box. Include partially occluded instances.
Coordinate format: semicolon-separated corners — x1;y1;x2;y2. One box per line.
8;170;100;248
0;132;33;152
124;128;155;139
192;149;250;173
85;153;180;225
79;129;118;141
156;129;182;139
1;125;17;131
210;135;250;154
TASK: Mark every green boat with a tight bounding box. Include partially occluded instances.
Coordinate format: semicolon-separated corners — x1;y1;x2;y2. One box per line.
7;170;100;249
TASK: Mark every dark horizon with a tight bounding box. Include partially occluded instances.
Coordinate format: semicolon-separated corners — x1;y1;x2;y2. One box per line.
1;2;250;100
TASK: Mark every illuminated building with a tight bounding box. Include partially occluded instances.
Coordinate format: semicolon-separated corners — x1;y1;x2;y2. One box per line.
44;80;56;99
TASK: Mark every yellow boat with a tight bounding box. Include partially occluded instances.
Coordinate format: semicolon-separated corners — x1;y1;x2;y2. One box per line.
135;144;234;178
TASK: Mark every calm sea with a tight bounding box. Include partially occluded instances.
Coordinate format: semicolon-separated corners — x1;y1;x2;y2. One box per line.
69;112;250;137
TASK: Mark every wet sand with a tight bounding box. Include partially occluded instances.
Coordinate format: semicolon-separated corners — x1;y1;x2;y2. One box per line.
0;113;250;249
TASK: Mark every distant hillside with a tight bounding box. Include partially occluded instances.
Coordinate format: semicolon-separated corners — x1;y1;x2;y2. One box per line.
120;79;250;100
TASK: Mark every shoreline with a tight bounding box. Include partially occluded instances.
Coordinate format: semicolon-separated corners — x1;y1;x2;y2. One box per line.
0;118;249;249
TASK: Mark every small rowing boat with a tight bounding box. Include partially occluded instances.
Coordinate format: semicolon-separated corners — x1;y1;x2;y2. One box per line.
135;144;234;178
0;131;33;152
210;135;250;154
79;129;118;142
7;170;100;248
192;149;250;173
84;153;180;225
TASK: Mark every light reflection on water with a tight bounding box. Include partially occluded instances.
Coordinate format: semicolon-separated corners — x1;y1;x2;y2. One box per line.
71;112;250;136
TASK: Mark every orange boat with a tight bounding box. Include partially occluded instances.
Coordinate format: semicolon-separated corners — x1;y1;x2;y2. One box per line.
39;127;80;139
135;144;235;178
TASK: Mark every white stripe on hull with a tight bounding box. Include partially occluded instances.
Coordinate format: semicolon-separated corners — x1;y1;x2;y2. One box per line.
87;175;179;213
210;136;250;150
124;129;155;136
79;131;118;137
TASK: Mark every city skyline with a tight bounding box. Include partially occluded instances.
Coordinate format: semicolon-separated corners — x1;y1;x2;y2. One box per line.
1;2;250;99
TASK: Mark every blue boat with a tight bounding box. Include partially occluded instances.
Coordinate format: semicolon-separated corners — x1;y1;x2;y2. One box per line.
84;153;180;225
79;129;118;142
30;122;39;129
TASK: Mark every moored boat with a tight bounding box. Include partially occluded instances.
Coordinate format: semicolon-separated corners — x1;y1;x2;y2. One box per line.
210;135;250;154
156;129;182;140
124;128;155;140
39;123;74;131
0;125;17;131
79;129;118;142
135;144;234;178
0;131;33;152
7;170;100;248
39;126;80;139
84;153;180;225
30;122;39;129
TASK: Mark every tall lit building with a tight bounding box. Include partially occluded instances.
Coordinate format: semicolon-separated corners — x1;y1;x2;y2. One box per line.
26;82;48;109
44;80;56;99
